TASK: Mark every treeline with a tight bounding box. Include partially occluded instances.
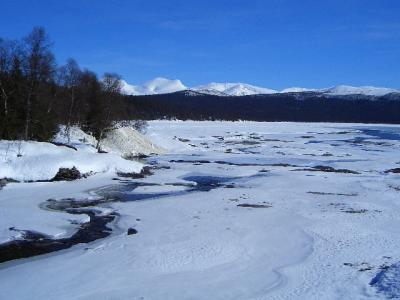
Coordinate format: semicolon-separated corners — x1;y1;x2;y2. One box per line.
128;92;400;124
0;27;132;143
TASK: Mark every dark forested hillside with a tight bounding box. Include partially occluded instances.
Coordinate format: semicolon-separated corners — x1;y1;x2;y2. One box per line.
127;91;400;124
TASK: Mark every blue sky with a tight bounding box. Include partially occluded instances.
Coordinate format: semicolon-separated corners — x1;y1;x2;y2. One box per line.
1;0;399;89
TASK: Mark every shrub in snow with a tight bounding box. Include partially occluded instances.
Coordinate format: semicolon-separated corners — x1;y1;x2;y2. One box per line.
51;167;82;181
132;120;148;134
127;228;138;235
117;120;149;134
385;168;400;174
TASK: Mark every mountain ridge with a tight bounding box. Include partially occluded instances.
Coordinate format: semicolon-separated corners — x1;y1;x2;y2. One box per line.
121;77;399;97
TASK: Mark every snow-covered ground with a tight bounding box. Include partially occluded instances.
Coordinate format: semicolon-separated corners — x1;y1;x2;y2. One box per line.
1;121;400;299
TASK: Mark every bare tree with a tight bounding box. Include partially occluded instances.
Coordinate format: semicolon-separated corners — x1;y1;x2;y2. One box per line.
0;38;10;136
22;27;55;140
59;58;82;143
0;38;24;139
95;73;122;149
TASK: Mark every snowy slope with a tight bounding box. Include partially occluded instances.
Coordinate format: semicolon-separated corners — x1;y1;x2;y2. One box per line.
99;127;165;157
322;85;398;96
281;87;316;93
193;82;278;96
121;77;186;95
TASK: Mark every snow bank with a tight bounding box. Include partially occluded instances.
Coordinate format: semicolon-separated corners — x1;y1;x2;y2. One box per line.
99;127;165;157
0;125;168;181
0;140;142;182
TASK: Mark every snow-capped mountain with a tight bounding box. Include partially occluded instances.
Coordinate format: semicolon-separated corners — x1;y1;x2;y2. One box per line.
121;78;399;97
193;83;278;96
280;87;315;93
121;77;186;95
321;85;398;97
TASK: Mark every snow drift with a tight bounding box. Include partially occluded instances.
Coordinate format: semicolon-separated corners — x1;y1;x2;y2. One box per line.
99;127;165;158
0;140;143;182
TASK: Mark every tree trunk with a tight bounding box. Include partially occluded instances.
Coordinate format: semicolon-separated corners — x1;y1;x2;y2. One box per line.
96;101;112;151
0;80;8;139
65;88;75;144
25;83;33;140
47;89;55;114
0;80;8;117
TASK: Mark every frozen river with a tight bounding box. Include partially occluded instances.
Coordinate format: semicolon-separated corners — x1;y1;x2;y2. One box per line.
1;121;400;299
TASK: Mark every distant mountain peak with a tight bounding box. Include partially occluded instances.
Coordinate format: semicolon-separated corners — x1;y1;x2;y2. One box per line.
121;77;186;95
193;82;278;96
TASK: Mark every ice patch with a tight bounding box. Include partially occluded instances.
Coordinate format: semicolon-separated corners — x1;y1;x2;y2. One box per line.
371;262;400;299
